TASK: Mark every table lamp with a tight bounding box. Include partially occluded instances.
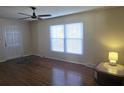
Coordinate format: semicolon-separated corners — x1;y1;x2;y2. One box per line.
109;52;118;66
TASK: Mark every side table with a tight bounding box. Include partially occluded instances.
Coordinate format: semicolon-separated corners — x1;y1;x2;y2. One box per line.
95;62;124;85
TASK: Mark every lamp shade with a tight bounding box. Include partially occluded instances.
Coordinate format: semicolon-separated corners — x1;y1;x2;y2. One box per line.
109;52;118;64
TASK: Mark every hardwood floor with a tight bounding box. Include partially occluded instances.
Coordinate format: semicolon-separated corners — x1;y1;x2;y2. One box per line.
0;55;97;86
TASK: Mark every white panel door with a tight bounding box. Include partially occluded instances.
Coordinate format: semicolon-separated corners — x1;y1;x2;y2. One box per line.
3;24;23;60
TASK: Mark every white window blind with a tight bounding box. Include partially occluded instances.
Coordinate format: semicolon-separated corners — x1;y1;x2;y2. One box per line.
5;25;22;47
50;23;83;55
65;23;83;54
50;25;64;52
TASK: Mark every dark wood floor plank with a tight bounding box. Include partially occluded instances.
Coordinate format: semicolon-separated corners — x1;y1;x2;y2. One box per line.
0;55;96;86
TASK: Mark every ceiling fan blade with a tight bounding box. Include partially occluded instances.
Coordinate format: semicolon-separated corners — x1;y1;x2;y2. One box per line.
18;17;31;20
18;13;31;16
38;14;51;17
38;17;42;20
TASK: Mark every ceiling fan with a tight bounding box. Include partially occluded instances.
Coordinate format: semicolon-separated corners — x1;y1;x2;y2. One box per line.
18;7;51;20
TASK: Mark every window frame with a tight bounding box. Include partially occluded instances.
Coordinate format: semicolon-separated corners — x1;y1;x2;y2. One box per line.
50;22;83;55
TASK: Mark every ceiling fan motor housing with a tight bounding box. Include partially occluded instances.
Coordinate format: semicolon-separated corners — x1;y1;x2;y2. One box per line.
31;12;37;18
31;7;37;18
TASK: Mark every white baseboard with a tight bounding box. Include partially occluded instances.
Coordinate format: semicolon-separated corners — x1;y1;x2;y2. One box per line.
0;54;33;63
22;54;33;57
34;54;96;69
47;57;95;68
0;54;96;69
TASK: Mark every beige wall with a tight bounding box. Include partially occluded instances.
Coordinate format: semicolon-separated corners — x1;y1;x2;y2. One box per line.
0;18;32;62
21;22;32;56
30;7;124;66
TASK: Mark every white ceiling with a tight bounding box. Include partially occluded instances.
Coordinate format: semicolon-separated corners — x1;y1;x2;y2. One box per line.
0;6;106;20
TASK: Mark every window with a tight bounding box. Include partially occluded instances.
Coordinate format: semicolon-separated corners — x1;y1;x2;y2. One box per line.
50;23;83;55
5;25;22;47
65;23;83;54
50;25;64;52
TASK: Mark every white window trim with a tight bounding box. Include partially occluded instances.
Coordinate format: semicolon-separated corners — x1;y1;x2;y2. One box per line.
50;22;83;55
